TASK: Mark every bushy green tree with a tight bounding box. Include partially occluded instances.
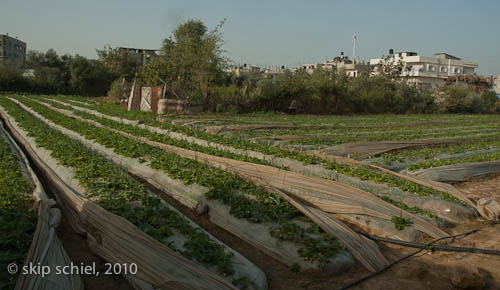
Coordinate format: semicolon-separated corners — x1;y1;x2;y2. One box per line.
141;19;227;108
96;45;138;81
439;86;498;113
480;90;499;113
0;63;31;92
25;49;73;93
70;56;116;96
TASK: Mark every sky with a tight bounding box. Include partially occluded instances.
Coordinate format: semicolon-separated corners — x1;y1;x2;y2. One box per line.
1;0;499;76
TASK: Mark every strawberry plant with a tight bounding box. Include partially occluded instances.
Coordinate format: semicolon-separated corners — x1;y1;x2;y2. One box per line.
391;215;413;231
0;97;237;276
8;96;345;268
0;129;37;289
407;151;500;170
325;161;468;208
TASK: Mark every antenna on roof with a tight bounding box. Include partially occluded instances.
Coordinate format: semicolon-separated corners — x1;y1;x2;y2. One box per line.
352;34;357;64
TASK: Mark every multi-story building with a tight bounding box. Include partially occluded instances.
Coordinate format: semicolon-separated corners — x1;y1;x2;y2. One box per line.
494;73;500;96
225;64;263;76
297;54;370;77
370;50;478;90
325;56;371;77
297;62;326;74
118;47;159;67
0;34;27;66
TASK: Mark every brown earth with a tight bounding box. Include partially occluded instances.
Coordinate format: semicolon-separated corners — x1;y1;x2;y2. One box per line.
455;174;500;202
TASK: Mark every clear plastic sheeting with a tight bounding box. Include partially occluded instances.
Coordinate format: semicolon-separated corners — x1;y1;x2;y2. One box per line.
411;161;500;183
323;140;484;160
0;122;83;290
364;148;500;172
33;97;355;274
477;198;500;222
0;103;265;290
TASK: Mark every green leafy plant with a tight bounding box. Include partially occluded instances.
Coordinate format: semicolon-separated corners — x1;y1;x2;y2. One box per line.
391;214;413;231
6;95;344;269
0;129;37;289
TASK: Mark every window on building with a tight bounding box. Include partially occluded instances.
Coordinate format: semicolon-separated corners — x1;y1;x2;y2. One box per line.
428;64;435;72
454;67;461;74
440;66;447;73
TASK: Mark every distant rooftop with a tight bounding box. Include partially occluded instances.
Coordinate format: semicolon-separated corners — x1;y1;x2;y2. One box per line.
0;33;26;44
434;53;461;60
118;47;159;53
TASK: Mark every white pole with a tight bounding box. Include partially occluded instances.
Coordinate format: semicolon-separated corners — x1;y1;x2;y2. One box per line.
352;34;357;64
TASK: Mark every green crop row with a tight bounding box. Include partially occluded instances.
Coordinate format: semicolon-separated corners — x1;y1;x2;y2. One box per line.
287;127;500;146
236;121;500;139
0;125;37;289
32;97;278;168
30;96;450;231
12;96;344;268
42;95;322;165
324;161;467;207
378;140;500;164
35;96;476;216
43;95;500;164
408;151;500;170
0;97;241;277
34;95;469;218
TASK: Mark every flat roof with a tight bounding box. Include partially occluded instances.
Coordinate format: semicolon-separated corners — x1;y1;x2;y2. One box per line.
0;34;26;44
434;53;461;60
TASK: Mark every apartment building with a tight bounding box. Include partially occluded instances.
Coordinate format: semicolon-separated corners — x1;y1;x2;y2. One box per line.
0;34;27;65
370;50;478;90
297;54;370;77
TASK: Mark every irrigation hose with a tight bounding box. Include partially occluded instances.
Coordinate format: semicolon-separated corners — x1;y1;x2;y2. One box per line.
335;229;479;290
359;231;500;256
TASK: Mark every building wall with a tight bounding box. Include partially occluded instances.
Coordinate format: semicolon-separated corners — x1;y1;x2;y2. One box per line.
298;60;369;76
494;73;500;95
0;34;27;65
118;47;158;67
370;52;478;90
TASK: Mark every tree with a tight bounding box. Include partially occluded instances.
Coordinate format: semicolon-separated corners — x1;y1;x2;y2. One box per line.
378;56;405;80
70;56;116;96
25;49;73;93
141;19;227;108
96;45;138;81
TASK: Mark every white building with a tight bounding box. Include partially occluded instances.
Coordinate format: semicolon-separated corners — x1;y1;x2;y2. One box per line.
297;63;326;74
297;55;370;77
225;64;263;76
370;51;478;90
494;73;500;95
326;58;371;77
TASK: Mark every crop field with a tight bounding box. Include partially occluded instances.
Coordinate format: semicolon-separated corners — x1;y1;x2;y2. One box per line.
0;123;37;289
2;94;500;290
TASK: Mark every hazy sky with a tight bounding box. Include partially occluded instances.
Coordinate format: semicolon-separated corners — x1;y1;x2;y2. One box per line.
1;0;499;75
